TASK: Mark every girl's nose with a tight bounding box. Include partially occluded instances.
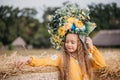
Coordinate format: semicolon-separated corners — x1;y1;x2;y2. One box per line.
67;42;72;47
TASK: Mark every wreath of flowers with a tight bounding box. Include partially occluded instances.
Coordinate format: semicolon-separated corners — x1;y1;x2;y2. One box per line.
48;3;96;49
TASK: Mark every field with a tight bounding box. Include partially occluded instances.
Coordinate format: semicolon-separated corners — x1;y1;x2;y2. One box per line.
0;48;120;80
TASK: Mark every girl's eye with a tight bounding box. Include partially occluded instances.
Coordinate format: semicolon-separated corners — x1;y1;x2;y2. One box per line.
65;41;69;43
72;42;75;44
71;40;76;44
71;42;75;44
65;40;76;44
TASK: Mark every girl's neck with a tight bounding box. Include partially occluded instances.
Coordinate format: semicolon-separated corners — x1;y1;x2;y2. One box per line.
69;52;78;59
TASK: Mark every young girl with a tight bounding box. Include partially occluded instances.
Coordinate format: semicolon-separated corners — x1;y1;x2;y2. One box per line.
15;4;106;80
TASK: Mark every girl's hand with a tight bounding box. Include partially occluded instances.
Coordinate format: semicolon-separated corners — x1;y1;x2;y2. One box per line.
14;58;31;69
85;37;94;50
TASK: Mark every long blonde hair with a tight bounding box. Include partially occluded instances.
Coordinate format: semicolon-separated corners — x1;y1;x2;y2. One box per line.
60;33;93;80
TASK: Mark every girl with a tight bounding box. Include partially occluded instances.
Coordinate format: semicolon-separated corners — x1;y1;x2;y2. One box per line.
15;4;106;80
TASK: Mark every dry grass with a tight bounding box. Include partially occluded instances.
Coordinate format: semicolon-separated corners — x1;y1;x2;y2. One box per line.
94;48;120;80
0;48;120;80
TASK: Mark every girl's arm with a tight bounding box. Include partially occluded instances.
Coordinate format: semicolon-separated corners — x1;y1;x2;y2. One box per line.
86;37;106;69
27;54;61;67
88;46;106;69
15;54;61;69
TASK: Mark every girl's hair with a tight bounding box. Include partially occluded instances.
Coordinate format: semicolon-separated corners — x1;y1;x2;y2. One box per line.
60;33;93;80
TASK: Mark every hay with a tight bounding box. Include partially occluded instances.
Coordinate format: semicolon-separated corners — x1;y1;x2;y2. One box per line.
0;51;60;80
94;48;120;80
5;72;60;80
0;48;120;80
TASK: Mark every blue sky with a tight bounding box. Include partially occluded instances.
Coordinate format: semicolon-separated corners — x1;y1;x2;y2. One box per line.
0;0;120;22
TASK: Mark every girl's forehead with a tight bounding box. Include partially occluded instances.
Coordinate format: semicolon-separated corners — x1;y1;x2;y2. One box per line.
66;33;78;40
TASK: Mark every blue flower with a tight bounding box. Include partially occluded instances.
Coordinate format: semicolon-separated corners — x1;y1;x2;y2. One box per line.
71;24;76;31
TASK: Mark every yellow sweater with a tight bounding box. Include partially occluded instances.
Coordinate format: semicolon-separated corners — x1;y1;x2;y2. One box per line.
28;46;106;80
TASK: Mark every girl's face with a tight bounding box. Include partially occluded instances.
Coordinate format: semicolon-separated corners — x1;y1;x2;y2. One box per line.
65;33;78;53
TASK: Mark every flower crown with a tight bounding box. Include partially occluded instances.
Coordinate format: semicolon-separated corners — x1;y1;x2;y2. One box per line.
48;3;96;49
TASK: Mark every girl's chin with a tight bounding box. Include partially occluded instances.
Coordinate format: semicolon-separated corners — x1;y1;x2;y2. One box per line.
67;49;77;53
67;50;76;53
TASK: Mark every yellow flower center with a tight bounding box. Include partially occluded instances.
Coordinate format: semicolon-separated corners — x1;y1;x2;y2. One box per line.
66;17;83;29
53;35;61;43
74;20;83;28
67;17;76;23
58;27;66;37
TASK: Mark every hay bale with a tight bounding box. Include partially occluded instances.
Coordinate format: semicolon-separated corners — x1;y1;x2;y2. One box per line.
4;72;60;80
0;52;60;80
0;48;120;80
94;48;120;80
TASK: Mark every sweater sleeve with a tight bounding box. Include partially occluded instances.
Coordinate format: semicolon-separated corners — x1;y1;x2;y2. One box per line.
28;54;61;67
88;46;106;69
